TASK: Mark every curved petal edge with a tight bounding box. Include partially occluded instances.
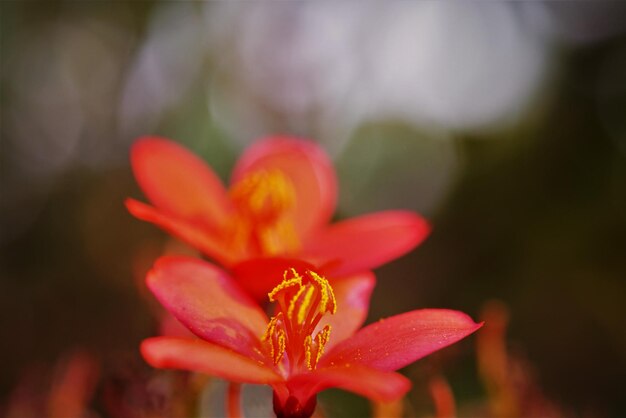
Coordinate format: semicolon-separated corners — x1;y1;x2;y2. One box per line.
141;337;281;384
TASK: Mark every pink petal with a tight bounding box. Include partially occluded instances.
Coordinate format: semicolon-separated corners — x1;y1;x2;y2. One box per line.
231;137;337;238
141;337;281;384
146;257;269;358
231;257;317;302
126;199;240;266
159;313;196;338
316;272;376;351
287;364;410;403
301;211;430;276
322;309;483;372
131;137;232;228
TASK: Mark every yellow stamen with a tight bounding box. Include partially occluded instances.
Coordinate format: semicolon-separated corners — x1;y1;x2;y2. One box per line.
314;325;332;367
287;285;307;320
263;269;337;371
296;286;316;325
304;335;313;370
274;329;286;365
263;316;278;343
230;170;295;217
268;269;302;302
229;169;300;256
308;270;337;314
263;317;278;360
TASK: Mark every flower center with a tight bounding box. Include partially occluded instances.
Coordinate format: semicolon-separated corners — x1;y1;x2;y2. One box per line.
229;170;299;255
262;269;336;373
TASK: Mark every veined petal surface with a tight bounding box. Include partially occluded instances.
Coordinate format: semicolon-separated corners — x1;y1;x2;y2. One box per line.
287;364;410;404
126;199;237;266
322;309;482;372
301;211;430;276
142;337;281;384
315;272;375;351
146;257;268;358
131;137;232;228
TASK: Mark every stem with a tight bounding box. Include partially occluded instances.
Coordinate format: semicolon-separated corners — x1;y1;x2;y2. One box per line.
227;382;243;418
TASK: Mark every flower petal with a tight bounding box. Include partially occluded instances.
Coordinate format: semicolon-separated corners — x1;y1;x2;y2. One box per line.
231;257;318;302
131;136;232;228
287;365;410;403
322;309;483;372
159;313;196;338
301;211;430;276
126;199;238;266
141;337;281;384
316;272;376;351
231;137;337;238
146;257;269;358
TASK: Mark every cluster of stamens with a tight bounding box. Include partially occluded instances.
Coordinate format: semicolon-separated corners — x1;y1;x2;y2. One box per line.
229;170;299;255
262;269;336;372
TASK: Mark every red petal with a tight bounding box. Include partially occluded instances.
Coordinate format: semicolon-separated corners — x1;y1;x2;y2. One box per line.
317;272;375;351
126;199;240;266
322;309;483;371
141;337;281;383
146;257;269;358
131;137;232;228
231;257;318;301
159;313;196;338
301;211;430;276
231;137;337;238
287;364;410;403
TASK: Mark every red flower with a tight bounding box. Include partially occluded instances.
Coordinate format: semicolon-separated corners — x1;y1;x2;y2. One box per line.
126;136;430;298
140;257;482;418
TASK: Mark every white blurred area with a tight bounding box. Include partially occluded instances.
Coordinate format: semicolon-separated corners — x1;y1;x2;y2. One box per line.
2;1;625;241
118;3;207;140
205;1;552;151
203;1;552;217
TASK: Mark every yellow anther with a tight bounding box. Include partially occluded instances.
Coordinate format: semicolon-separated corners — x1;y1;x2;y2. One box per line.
268;271;302;302
263;316;279;342
262;317;287;365
296;286;316;325
274;329;286;365
287;268;302;281
229;169;300;255
263;320;276;360
252;170;294;211
263;269;338;372
304;335;313;370
314;325;332;367
287;285;306;320
308;271;337;314
230;169;295;219
317;325;331;347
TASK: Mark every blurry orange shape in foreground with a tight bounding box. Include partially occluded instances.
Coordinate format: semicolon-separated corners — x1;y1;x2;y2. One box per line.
47;350;100;418
5;350;99;418
140;257;482;418
372;397;404;418
477;300;518;417
477;300;565;418
126;136;430;300
428;375;457;418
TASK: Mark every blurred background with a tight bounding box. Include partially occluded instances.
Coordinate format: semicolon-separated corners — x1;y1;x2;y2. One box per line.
1;2;625;417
